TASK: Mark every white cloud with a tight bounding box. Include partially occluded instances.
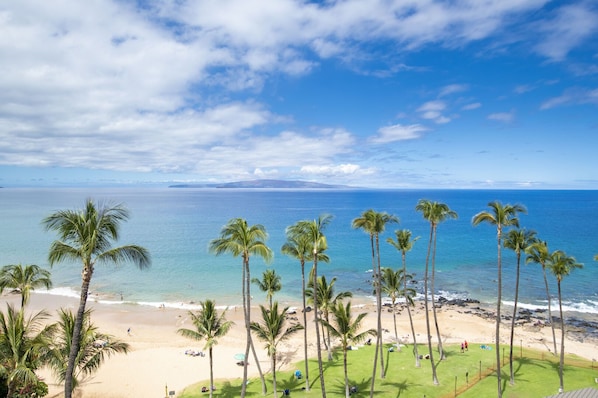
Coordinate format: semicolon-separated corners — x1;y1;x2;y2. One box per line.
417;100;451;124
370;124;429;143
439;84;468;97
462;103;481;110
487;111;515;123
534;3;598;61
299;164;375;177
540;87;598;109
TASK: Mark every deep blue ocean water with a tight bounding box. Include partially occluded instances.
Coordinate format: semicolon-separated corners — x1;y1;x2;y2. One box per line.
0;188;596;314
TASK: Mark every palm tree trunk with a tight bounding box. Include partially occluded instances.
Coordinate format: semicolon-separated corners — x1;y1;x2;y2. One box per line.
496;231;503;398
209;347;214;398
392;298;398;348
424;227;438;385
64;266;93;398
542;266;558;356
509;253;521;385
241;260;250;398
325;313;333;361
557;281;565;393
313;257;326;397
375;235;386;378
402;252;420;367
431;226;444;360
343;349;350;398
369;235;380;397
272;355;278;398
300;261;310;391
245;260;267;396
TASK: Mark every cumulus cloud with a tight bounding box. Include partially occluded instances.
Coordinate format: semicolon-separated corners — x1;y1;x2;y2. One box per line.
462;102;481;110
370;124;429;143
417;100;451;124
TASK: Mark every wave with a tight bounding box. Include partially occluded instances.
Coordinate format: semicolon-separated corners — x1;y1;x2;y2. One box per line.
502;299;598;315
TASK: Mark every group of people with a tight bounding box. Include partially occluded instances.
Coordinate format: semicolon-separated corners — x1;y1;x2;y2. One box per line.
460;340;469;352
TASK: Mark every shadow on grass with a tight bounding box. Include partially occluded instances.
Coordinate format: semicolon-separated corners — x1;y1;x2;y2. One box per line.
330;377;370;397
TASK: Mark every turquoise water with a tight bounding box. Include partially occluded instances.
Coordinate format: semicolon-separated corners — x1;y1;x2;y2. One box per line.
0;188;596;313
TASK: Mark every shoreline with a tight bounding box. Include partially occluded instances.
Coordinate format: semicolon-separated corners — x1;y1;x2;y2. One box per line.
2;292;597;397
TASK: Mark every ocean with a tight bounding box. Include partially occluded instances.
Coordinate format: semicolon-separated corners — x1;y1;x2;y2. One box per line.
0;188;597;316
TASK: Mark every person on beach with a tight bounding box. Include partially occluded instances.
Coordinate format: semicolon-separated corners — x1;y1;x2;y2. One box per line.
464;340;468;351
461;342;464;353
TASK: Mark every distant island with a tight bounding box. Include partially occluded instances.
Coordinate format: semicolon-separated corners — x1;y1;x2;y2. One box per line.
169;179;351;189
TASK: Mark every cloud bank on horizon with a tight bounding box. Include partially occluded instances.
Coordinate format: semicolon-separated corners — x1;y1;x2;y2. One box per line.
1;0;597;188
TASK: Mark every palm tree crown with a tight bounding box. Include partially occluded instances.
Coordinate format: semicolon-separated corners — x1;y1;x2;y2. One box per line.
0;264;52;308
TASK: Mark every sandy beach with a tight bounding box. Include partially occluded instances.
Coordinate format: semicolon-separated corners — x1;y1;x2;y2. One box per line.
3;292;597;398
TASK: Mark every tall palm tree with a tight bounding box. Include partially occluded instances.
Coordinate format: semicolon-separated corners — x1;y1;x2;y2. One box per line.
387;229;421;367
504;228;537;385
0;264;52;308
45;308;129;394
0;304;55;397
321;301;376;398
526;240;558;355
472;201;525;398
295;215;332;397
379;267;402;348
209;218;273;397
281;224;330;392
177;300;233;398
547;250;583;394
306;273;352;361
43;199;151;398
252;269;282;310
415;200;457;362
352;209;398;394
250;302;303;398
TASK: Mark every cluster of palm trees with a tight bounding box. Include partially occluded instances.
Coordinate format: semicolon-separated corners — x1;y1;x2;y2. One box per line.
0;198;590;398
0;264;128;397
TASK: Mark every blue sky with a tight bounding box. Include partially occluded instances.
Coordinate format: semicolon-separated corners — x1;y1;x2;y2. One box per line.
1;0;597;189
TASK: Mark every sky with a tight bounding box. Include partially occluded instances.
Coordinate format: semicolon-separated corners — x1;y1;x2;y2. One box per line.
1;0;597;189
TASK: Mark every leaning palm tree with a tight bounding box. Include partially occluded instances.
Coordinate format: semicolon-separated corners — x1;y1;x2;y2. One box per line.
252;269;282;310
352;209;398;395
209;218;273;397
306;273;352;361
472;201;525;398
281;223;330;391
526;240;558;355
321;301;376;398
43;199;151;398
415;200;457;362
295;215;332;397
504;228;537;385
250;302;303;398
178;300;233;398
387;229;421;367
45;308;129;394
0;304;55;397
547;250;583;394
0;263;52;308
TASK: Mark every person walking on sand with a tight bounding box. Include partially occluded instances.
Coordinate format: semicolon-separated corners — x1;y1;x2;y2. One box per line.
464;340;468;351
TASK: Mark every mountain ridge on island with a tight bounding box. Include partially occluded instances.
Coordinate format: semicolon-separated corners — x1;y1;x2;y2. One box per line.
169;179;353;189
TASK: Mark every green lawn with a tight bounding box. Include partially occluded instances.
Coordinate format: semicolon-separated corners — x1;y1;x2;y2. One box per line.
178;343;598;397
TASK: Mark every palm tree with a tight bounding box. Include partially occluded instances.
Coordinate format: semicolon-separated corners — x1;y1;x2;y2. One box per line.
379;267;402;348
387;229;421;367
321;301;376;398
295;215;332;397
352;209;398;394
43;199;151;398
46;308;129;394
472;201;525;398
0;304;55;397
250;302;303;398
504;228;537;385
0;264;52;308
177;300;233;398
415;200;457;363
526;240;558;355
547;250;583;394
281;223;330;391
306;273;352;361
209;218;273;397
252;269;282;310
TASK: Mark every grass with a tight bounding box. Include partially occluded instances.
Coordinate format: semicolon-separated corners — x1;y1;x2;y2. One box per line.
178;343;598;397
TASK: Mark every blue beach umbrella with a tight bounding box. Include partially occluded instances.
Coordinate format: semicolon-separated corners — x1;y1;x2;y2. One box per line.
234;353;246;361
